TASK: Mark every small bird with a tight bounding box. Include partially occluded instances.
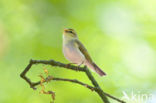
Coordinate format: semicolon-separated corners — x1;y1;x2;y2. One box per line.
63;28;106;76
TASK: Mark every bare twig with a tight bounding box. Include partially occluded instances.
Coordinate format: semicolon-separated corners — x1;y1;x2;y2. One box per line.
33;76;95;91
20;59;126;103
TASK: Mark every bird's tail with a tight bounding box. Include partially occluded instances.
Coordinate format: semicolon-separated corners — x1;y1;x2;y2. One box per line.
85;61;106;76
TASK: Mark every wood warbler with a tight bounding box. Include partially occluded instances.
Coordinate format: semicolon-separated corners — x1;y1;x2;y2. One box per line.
63;28;106;76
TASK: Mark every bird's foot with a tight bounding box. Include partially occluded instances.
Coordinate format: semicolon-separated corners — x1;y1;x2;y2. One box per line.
76;66;80;71
76;62;84;71
65;63;76;68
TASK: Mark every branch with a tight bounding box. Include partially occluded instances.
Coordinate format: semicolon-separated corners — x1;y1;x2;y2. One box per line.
32;76;95;91
20;59;126;103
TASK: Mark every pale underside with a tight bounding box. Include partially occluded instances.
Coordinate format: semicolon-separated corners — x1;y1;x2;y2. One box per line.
62;34;106;76
63;40;86;65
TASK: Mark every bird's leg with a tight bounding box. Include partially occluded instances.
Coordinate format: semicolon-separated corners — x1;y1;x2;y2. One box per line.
76;61;84;71
65;63;76;68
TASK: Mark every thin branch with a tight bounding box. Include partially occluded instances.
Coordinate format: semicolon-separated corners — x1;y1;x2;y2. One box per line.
32;76;95;91
52;77;95;90
30;76;125;103
83;66;110;103
20;59;126;103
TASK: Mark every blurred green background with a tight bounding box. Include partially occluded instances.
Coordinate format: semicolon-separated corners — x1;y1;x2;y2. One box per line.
0;0;156;103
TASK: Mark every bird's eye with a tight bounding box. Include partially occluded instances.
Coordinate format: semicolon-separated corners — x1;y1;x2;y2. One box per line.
68;31;73;33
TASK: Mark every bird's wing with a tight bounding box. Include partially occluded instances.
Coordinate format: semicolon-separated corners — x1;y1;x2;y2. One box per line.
75;39;93;63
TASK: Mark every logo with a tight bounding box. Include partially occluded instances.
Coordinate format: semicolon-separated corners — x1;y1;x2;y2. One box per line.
121;90;154;103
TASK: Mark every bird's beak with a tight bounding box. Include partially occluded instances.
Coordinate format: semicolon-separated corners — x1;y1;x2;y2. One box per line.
63;28;68;34
64;28;68;32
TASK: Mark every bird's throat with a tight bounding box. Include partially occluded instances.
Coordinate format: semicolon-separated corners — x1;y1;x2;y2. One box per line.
63;35;77;45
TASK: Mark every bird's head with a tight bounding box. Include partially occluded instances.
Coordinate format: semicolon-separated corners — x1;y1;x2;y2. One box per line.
63;28;78;39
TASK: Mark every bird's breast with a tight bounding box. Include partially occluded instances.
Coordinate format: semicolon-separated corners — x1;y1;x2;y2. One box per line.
63;42;85;64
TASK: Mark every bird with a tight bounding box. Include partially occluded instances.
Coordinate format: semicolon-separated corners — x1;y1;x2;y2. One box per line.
62;28;106;76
